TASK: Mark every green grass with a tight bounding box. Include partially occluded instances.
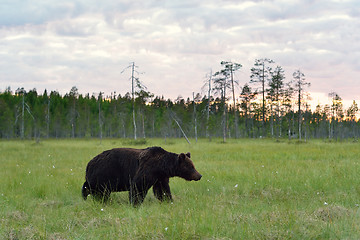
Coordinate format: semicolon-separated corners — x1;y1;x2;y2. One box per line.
1;138;360;239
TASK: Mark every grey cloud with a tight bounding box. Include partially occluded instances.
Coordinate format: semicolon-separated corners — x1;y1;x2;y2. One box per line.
0;1;84;26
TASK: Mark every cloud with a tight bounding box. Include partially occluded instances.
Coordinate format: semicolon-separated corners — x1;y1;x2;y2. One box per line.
0;1;81;26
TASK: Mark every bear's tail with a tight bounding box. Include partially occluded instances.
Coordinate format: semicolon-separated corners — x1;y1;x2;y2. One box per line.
82;181;90;200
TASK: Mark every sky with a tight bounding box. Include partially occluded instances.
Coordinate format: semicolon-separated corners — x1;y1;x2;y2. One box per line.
1;0;359;110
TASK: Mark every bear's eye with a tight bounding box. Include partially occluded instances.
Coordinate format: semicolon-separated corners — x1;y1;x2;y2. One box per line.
182;161;194;170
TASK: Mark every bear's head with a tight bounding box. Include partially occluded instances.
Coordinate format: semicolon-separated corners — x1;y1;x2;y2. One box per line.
176;152;202;181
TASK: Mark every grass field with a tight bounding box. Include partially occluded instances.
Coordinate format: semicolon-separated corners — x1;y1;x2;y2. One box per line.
1;138;360;239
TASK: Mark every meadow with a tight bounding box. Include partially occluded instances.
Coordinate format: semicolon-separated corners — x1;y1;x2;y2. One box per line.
0;138;360;239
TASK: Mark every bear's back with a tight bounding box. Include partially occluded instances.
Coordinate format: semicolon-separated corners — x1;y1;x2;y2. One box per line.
86;148;142;187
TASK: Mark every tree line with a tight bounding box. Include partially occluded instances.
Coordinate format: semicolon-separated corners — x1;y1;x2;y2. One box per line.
0;59;359;141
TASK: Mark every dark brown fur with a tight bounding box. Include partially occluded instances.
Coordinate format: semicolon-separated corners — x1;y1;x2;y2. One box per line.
82;146;201;206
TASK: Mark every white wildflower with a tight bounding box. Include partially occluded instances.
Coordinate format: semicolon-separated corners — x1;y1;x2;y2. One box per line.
165;227;168;231
234;184;238;188
324;202;328;205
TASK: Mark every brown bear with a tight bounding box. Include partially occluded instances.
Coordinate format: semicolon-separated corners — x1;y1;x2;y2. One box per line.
82;146;202;206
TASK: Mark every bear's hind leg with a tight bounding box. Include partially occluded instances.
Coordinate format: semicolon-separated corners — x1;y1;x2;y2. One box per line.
91;186;111;203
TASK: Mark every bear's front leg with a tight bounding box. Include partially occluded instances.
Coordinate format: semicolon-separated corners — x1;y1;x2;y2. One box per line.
129;176;153;206
153;178;172;202
129;187;148;206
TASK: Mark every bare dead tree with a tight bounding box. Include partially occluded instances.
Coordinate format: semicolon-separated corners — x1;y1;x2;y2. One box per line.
121;62;145;140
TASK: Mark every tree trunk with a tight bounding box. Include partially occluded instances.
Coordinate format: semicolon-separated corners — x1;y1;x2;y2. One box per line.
223;85;227;143
298;90;302;141
262;63;266;137
142;111;146;139
193;92;198;143
206;70;212;140
230;68;238;138
131;62;137;140
99;100;102;141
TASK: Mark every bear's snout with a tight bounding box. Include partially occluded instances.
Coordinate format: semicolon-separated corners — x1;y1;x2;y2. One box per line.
192;171;202;181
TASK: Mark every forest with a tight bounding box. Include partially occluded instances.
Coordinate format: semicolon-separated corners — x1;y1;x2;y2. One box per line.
0;60;359;141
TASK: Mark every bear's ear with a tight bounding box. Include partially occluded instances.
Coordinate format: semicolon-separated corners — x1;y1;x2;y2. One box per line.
186;152;191;158
178;153;186;161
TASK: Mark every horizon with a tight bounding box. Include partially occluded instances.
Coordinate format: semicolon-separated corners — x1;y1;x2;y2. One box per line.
2;84;358;116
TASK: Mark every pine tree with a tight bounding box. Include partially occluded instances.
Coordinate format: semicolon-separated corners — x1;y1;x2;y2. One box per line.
250;58;274;136
293;70;310;140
